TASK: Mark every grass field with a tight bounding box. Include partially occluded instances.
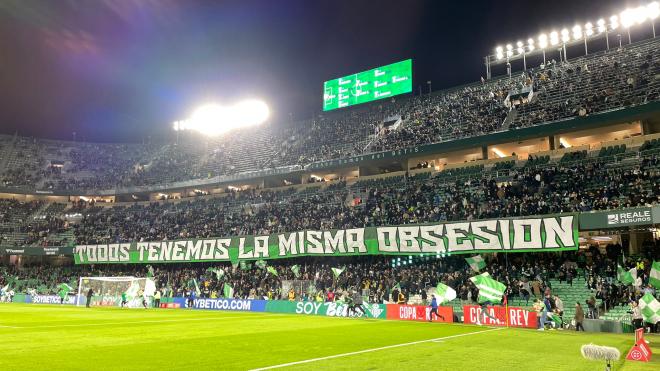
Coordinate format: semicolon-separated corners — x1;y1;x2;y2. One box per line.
0;304;658;370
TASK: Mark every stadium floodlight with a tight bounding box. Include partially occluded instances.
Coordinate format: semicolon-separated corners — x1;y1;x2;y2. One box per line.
516;41;524;54
610;15;619;29
584;22;594;36
505;43;513;57
572;25;583;40
174;100;270;136
561;28;570;43
650;2;660;19
549;31;559;45
538;33;548;48
597;19;606;33
495;46;504;60
621;8;636;28
527;38;535;51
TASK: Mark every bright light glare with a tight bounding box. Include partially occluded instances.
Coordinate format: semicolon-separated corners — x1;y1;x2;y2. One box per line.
538;33;548;48
650;2;660;20
174;100;270;136
572;25;583;40
597;19;606;33
585;22;594;36
561;28;570;43
610;15;619;30
550;31;559;45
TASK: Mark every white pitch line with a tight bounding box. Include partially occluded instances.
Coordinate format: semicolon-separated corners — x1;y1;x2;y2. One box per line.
250;327;504;370
0;325;20;328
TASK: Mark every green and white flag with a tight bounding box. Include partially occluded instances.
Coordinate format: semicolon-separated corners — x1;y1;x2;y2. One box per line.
291;264;301;278
331;267;345;279
240;261;252;271
392;282;401;291
650;261;660;289
192;278;201;296
255;260;267;270
223;283;234;298
1;284;8;293
146;265;155;278
466;255;486;272
638;293;660;324
433;282;457;304
617;265;636;285
206;267;225;279
126;281;140;299
57;283;73;299
470;272;506;304
266;266;279;276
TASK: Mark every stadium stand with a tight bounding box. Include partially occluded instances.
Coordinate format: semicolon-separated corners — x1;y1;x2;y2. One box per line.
0;37;658;191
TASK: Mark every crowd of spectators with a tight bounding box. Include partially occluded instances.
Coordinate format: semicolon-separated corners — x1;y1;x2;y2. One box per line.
1;38;658;191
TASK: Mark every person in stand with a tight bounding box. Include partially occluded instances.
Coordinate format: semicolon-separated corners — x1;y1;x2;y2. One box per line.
574;302;585;331
326;289;335;302
428;294;444;322
397;291;406;304
86;288;93;308
120;291;128;308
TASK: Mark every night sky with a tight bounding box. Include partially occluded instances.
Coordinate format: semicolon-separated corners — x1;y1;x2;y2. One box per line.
0;0;638;142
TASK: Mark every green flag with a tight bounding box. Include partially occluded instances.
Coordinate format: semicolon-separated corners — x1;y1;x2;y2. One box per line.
392;282;401;291
146;265;155;278
240;261;252;271
57;283;73;299
266;266;279;276
617;265;636;285
465;255;486;272
206;267;225;279
331;267;345;279
433;282;457;304
291;265;301;278
255;260;267;270
470;272;506;304
650;261;660;289
192;278;201;296
223;283;234;298
638;293;660;324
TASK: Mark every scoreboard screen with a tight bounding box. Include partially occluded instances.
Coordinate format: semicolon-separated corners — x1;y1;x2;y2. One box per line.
323;59;412;111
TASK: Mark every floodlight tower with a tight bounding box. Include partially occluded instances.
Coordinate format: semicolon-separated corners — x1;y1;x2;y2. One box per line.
483;2;660;79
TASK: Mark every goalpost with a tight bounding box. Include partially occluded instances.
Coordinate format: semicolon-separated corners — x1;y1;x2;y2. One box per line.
76;276;156;307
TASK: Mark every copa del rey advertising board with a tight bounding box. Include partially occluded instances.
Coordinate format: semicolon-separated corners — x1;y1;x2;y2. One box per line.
463;305;537;328
386;304;453;323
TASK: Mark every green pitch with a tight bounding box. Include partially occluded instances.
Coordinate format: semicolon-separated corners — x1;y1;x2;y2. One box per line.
0;304;658;370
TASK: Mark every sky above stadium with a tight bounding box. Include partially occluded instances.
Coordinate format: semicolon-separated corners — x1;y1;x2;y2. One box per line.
0;0;633;142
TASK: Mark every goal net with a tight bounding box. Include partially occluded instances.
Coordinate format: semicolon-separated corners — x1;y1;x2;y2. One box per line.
76;277;157;307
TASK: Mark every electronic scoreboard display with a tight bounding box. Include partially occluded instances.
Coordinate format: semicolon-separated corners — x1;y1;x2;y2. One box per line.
322;59;412;111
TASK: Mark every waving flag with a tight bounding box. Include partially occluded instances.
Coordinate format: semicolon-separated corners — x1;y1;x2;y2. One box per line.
266;266;279;276
57;283;73;299
146;265;155;278
466;255;486;272
650;261;660;289
223;283;234;298
144;279;156;297
433;283;457;304
332;267;345;279
207;267;225;279
639;293;660;324
617;265;636;285
291;265;301;278
470;273;506;304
